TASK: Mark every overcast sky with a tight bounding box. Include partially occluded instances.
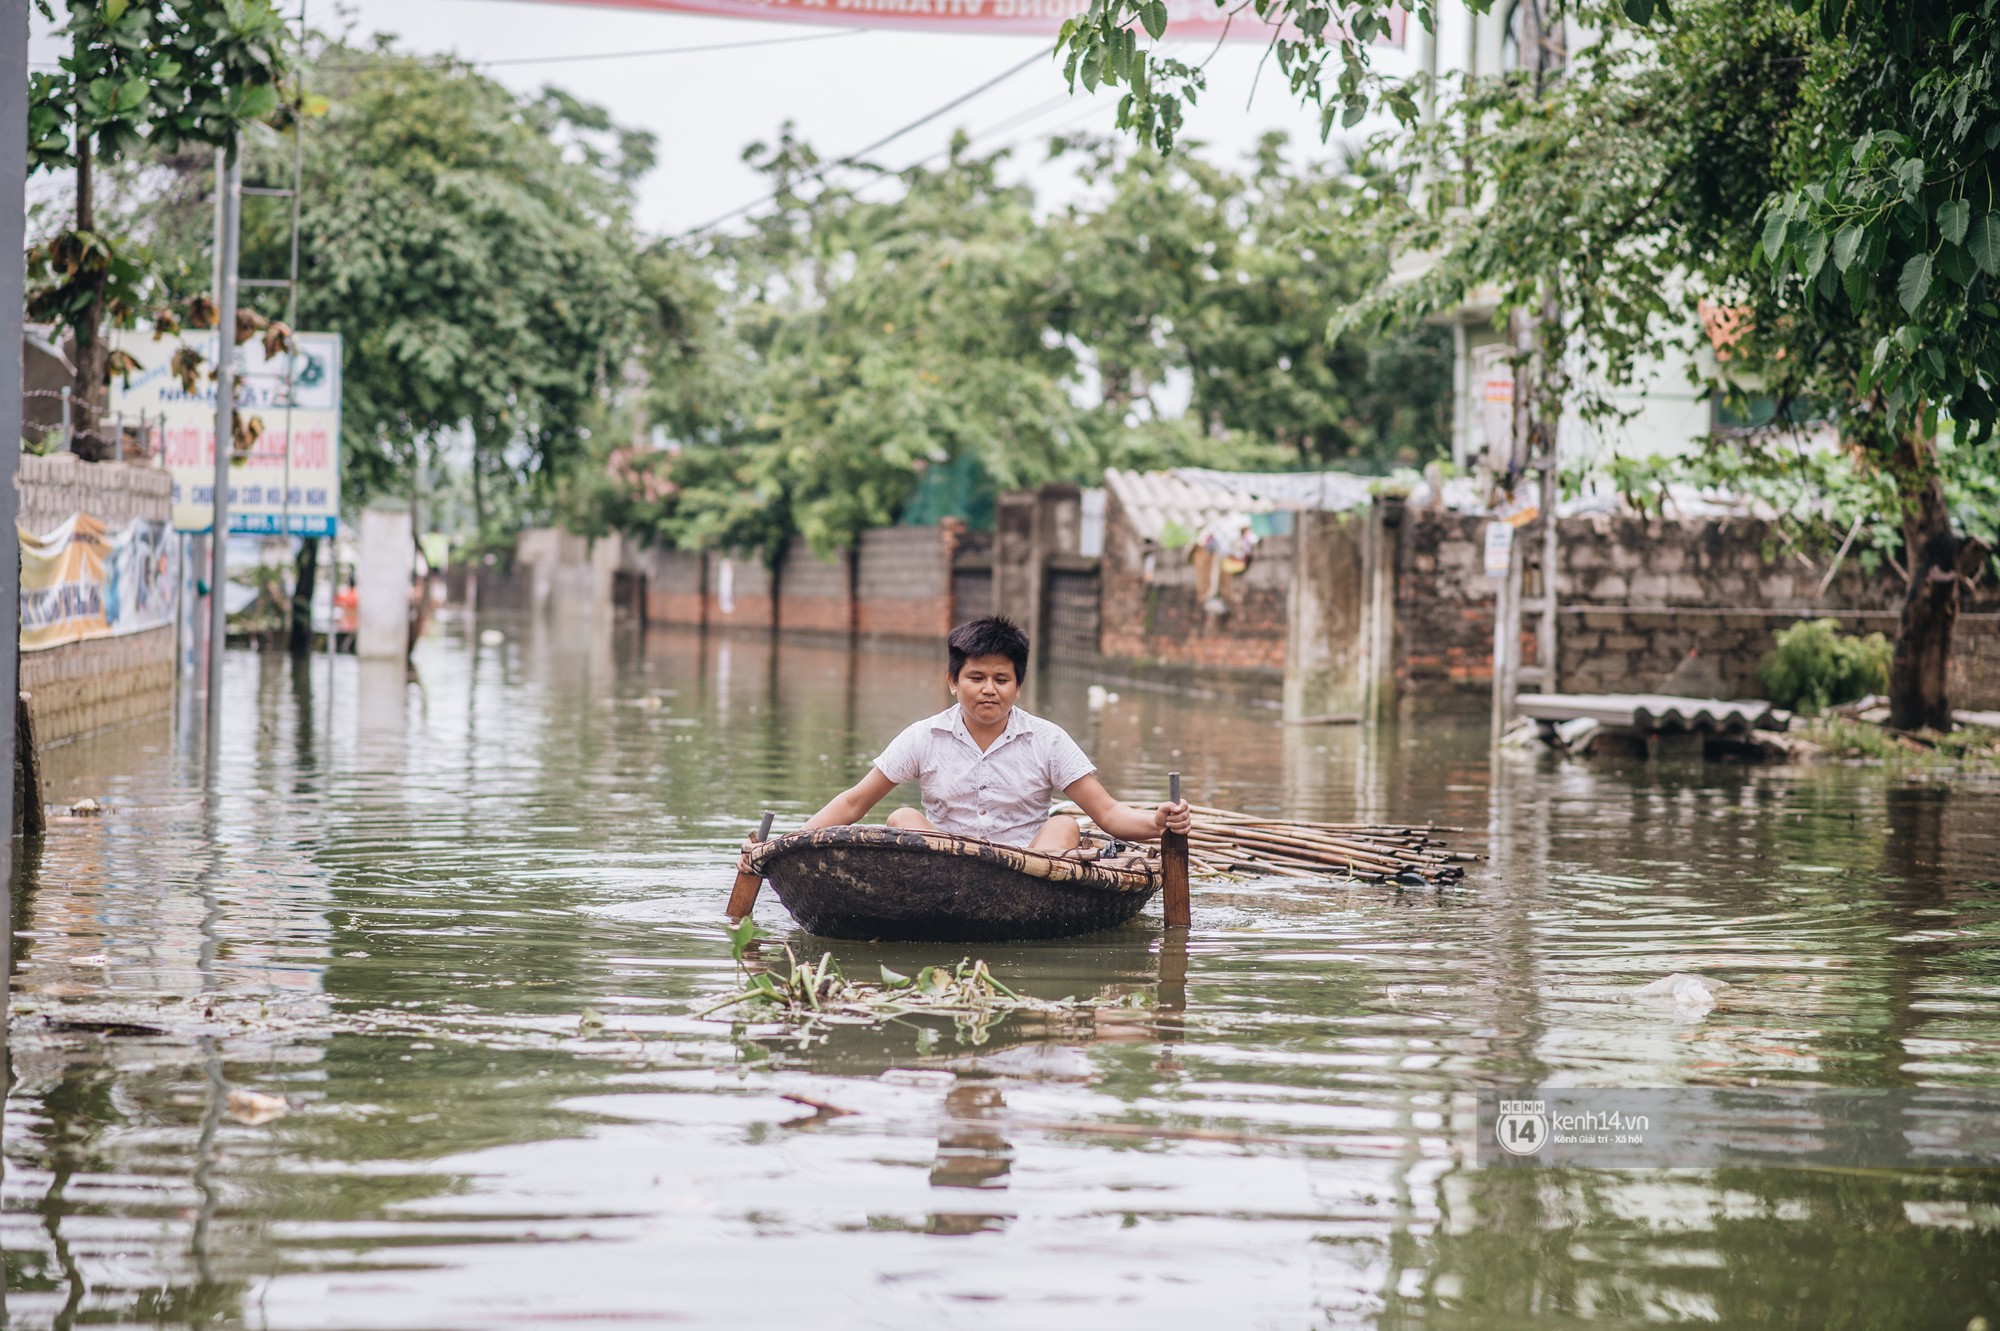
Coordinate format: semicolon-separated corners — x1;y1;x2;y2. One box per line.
302;1;1407;236
28;0;1411;236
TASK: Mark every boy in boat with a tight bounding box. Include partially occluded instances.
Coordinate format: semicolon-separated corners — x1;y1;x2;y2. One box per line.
799;615;1191;850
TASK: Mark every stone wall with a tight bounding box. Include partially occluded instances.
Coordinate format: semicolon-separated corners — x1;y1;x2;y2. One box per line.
1390;510;2000;711
16;455;177;745
1393;513;1498;712
1099;490;1292;674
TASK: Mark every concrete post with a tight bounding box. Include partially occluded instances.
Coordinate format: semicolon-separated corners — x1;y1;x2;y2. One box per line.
357;503;413;660
1361;500;1403;722
1282;509;1369;722
3;0;29;1238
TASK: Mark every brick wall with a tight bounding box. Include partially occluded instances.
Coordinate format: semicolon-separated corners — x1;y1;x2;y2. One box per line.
777;539;854;635
855;526;957;640
1392;510;2000;711
16;455;178;744
1099;490;1292;674
703;552;775;629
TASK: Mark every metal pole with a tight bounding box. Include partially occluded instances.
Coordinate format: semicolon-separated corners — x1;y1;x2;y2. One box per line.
208;143;242;762
279;7;304;545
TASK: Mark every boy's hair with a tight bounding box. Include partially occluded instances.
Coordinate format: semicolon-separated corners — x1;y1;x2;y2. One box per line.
948;615;1030;680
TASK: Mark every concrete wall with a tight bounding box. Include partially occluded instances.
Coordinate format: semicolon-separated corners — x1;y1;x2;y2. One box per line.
705;552;775;629
639;547;707;626
1098;487;1292;674
612;526;970;641
16;454;176;745
777;540;854;635
17;452;169;533
855;525;959;640
1283;509;1374;720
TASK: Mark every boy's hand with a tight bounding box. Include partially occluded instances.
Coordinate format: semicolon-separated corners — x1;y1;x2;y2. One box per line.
1154;800;1192;836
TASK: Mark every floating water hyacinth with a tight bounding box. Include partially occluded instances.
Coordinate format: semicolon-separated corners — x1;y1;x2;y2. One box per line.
697;920;1090;1038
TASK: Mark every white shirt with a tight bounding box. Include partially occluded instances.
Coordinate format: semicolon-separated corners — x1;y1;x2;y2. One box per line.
873;705;1097;848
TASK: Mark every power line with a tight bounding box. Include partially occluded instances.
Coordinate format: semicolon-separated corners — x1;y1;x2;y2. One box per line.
477;29;862;67
678;45;1051;239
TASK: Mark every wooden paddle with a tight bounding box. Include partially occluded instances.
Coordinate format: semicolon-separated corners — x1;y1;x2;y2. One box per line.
725;810;776;922
1161;772;1190;929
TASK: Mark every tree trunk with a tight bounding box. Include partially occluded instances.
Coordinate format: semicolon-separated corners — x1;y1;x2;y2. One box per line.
1886;428;1960;731
288;537;318;657
70;133;113;461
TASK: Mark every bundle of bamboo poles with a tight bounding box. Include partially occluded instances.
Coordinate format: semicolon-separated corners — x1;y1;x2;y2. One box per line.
1065;802;1476;886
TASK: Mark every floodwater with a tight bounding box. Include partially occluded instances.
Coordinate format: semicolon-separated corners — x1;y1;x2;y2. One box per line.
6;609;2000;1329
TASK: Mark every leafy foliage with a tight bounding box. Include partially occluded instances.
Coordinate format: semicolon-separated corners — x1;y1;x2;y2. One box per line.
601;130;1449;558
27;0;299;454
1759;617;1894;712
1756;0;2000;442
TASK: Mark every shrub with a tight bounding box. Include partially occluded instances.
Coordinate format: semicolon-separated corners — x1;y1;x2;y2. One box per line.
1757;618;1892;714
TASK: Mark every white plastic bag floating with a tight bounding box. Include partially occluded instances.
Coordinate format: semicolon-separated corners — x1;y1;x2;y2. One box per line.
1635;972;1729;1020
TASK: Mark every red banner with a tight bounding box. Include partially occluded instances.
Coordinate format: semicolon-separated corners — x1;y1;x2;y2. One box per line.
517;0;1396;41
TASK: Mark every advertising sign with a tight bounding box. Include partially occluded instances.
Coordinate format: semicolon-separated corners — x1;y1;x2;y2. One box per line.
20;514;181;652
108;329;342;537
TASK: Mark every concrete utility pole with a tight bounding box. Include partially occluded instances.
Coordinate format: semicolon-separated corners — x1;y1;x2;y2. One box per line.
208;145;242;762
3;0;32;1279
1490;0;1564;744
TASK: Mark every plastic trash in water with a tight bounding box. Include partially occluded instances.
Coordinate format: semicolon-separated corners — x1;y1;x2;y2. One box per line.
1635;973;1729;1020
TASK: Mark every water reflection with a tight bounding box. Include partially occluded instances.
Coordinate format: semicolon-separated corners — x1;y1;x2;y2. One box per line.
3;610;1998;1327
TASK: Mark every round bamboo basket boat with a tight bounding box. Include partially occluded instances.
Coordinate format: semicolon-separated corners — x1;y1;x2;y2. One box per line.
745;825;1160;942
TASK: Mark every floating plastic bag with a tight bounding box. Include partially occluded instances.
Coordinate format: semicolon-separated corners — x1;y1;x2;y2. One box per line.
1635;973;1729;1021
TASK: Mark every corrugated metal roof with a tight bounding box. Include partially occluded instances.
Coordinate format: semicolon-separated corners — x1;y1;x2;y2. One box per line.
1514;693;1790;733
1104;468;1373;543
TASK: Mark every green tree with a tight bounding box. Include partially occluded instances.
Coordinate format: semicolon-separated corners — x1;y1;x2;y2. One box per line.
27;0;296;458
281;46;651;530
602;130;1449;559
1049;133;1450;468
1066;0;1995;727
635;130;1093;560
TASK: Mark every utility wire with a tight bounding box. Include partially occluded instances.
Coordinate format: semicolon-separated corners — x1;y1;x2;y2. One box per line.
678;45;1051;239
477;29;862;67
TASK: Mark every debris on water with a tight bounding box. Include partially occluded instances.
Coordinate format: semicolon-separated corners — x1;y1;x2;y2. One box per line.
479;628;506;645
47;1017;166;1037
779;1092;856;1120
953;1044;1097;1082
633;695;665;710
702;924;1086;1042
1635;973;1729;1020
65;797;104;816
881;1068;956;1089
579;1007;608;1034
74;954;108;966
225;1088;289;1125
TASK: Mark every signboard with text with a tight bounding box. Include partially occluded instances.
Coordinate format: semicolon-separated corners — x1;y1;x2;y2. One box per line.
109;329;342;537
